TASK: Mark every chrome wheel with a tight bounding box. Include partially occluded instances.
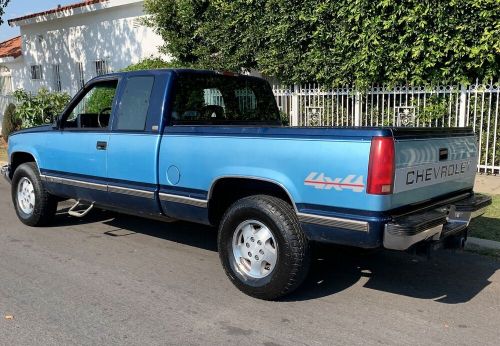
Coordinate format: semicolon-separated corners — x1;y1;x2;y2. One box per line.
17;177;35;215
232;220;278;279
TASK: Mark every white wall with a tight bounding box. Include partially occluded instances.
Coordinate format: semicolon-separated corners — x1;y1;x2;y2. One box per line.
5;0;166;97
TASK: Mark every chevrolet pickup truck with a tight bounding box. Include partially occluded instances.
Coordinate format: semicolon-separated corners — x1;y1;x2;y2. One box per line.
2;69;491;300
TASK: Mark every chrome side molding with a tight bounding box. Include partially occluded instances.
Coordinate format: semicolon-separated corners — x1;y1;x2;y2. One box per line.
108;185;155;199
41;174;107;191
297;212;369;232
158;193;208;208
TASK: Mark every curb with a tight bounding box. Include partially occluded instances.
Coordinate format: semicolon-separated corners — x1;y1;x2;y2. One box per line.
466;237;500;251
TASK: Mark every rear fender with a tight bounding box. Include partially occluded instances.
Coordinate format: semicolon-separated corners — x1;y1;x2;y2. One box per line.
209;167;301;209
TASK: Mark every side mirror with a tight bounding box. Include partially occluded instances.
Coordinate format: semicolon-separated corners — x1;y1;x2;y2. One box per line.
52;115;62;129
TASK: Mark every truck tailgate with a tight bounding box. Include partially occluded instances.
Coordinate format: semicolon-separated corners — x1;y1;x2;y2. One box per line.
391;128;477;208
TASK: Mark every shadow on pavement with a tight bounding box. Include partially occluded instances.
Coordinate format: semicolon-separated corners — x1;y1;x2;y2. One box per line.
286;244;499;303
52;208;499;304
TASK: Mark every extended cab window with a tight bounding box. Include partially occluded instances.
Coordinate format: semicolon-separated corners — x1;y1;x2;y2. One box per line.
171;73;280;125
64;80;118;129
115;76;154;131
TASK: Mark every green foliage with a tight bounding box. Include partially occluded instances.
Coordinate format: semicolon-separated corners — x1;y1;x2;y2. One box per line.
1;103;19;140
13;88;71;128
145;0;500;87
85;87;116;114
280;111;290;126
0;0;10;26
413;95;448;123
120;57;183;71
469;195;500;242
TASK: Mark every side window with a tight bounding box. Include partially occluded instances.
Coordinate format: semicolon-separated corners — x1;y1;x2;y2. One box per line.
115;76;155;131
64;80;118;129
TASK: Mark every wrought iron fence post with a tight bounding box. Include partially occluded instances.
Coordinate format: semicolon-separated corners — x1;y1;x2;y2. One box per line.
354;90;361;126
291;84;299;126
458;84;468;127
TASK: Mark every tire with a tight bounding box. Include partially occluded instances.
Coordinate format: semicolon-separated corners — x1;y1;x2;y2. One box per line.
218;195;310;300
11;162;58;226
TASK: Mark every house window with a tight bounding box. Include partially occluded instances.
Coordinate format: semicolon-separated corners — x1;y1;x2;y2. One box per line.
52;64;62;92
94;60;109;76
0;75;12;95
76;62;85;89
30;65;43;80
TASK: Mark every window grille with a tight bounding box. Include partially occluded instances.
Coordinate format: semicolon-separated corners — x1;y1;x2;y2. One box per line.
30;65;43;80
76;62;85;89
94;60;109;76
52;64;62;91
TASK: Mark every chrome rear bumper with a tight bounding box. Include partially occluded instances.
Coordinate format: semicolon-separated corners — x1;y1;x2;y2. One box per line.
383;193;491;250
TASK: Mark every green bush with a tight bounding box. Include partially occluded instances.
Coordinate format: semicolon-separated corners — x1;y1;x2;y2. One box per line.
13;88;71;128
85;87;117;114
120;57;184;71
144;0;500;87
1;103;20;140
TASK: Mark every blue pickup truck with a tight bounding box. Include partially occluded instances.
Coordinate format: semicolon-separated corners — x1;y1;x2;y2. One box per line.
2;69;491;299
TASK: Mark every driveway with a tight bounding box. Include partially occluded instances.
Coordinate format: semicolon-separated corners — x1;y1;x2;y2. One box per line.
0;181;499;345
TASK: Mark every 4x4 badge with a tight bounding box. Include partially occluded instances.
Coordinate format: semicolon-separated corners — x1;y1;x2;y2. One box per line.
304;172;365;192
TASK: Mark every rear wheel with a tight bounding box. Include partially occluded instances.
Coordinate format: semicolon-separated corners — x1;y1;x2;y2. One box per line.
218;195;310;300
11;162;58;226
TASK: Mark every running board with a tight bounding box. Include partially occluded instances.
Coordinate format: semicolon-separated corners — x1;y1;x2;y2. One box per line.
68;200;94;218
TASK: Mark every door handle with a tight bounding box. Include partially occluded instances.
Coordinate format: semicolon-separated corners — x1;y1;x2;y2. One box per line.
96;141;108;150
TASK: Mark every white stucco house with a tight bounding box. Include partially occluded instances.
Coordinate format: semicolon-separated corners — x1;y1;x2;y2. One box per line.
0;0;166;124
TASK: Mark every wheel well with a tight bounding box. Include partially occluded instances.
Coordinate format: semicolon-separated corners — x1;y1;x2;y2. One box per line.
10;152;36;177
208;178;295;226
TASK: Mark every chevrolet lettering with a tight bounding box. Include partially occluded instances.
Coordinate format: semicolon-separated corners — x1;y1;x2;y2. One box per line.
2;69;491;300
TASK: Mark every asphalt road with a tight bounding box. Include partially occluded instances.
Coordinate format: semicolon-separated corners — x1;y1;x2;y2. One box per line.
0;181;499;345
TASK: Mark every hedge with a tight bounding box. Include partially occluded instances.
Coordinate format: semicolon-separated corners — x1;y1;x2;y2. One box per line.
144;0;500;87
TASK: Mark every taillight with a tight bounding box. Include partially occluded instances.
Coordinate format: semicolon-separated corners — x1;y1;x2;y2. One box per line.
367;137;395;195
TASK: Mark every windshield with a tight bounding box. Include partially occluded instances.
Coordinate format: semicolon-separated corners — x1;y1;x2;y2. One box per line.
170;73;281;125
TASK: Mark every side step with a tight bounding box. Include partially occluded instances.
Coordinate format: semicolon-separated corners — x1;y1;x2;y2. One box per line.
68;200;94;218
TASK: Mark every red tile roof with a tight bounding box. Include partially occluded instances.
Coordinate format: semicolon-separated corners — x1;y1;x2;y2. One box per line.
0;36;22;59
8;0;109;25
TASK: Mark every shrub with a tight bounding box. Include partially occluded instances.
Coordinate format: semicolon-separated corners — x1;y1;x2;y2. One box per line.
85;87;117;114
13;88;71;128
120;57;184;72
144;0;500;87
1;103;20;140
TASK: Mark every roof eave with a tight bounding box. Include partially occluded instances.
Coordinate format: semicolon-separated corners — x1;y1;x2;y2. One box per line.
8;0;110;27
0;55;23;64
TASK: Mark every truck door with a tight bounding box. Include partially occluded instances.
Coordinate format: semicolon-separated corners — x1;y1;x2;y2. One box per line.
105;72;168;214
42;77;119;205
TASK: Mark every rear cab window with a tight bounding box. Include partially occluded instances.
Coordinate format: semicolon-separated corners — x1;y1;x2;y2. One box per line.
170;73;281;125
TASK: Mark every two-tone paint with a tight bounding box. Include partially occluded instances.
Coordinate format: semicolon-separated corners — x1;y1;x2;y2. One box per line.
6;69;479;249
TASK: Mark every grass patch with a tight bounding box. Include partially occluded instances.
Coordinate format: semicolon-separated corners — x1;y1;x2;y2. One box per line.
468;195;500;242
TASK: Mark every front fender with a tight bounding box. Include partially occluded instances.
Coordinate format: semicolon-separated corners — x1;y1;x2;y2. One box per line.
8;135;44;172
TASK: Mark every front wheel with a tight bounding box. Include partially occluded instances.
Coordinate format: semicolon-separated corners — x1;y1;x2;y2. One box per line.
11;162;58;226
218;195;310;300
